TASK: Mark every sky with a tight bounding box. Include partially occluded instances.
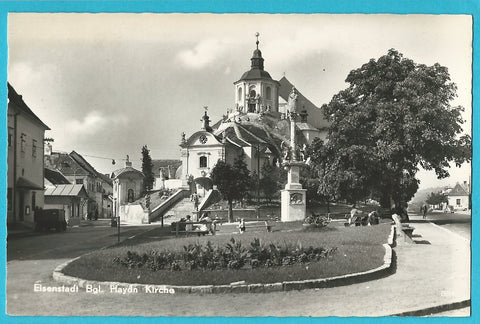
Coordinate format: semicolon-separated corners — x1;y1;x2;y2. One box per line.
7;13;472;190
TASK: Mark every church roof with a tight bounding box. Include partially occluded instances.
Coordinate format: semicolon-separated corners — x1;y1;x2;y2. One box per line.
238;69;273;82
296;122;320;131
235;35;278;83
278;76;330;130
112;166;144;179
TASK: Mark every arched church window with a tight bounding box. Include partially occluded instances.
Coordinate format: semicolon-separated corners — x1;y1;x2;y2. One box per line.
199;156;207;168
249;89;256;98
266;87;272;100
238;87;242;101
127;189;134;203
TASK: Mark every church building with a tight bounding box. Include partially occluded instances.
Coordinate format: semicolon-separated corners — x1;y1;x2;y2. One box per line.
179;34;330;192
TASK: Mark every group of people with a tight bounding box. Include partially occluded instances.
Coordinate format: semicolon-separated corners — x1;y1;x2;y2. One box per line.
347;205;380;226
180;213;216;236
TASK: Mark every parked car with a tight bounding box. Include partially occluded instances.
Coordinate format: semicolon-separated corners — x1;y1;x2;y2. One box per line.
34;209;67;232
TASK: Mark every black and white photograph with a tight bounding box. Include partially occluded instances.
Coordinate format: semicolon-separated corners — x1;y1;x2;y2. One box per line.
5;13;472;317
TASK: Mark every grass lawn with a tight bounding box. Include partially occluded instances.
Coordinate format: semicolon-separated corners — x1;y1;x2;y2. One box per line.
63;222;391;286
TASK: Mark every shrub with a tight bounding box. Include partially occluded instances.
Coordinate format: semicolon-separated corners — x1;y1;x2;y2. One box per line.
112;237;337;272
304;213;331;228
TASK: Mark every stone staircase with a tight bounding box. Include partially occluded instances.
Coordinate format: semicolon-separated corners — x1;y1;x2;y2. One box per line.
160;197;198;224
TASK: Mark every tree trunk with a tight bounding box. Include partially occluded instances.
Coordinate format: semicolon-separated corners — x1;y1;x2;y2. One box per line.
228;199;233;223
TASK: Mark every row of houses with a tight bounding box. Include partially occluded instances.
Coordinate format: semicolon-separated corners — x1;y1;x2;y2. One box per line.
7;82;114;228
7;81;185;228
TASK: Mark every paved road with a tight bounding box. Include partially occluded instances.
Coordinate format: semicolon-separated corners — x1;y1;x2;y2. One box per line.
7;220;150;261
5;217;470;317
422;211;471;240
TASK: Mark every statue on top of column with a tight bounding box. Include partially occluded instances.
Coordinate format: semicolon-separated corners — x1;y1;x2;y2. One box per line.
288;86;298;114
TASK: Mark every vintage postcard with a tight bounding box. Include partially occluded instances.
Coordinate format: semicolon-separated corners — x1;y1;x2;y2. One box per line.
3;5;475;322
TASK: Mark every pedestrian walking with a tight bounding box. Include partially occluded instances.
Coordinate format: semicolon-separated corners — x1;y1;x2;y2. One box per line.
422;204;428;219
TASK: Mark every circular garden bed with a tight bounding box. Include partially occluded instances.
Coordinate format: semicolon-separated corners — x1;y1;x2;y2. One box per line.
62;222;391;286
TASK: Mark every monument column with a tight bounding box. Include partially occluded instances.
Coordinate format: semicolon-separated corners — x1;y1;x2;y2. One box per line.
281;87;307;222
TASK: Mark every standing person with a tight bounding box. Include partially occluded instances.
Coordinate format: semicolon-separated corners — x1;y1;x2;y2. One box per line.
238;219;246;233
422;204;428;219
185;215;193;232
193;193;199;211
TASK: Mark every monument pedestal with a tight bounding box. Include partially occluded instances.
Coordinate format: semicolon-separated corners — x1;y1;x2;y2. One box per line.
281;163;307;222
281;188;307;222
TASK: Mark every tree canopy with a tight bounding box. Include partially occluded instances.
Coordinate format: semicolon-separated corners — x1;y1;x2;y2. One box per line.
210;154;252;222
141;145;154;193
309;49;471;208
425;191;448;206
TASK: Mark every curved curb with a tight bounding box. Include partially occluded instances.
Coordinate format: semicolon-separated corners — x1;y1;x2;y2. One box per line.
53;225;396;294
390;299;470;317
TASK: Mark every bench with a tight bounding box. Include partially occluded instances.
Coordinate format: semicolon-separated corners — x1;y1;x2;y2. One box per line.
391;214;415;238
171;221;217;237
240;220;274;233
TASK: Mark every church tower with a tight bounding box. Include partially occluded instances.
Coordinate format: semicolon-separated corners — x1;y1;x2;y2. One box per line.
233;33;280;114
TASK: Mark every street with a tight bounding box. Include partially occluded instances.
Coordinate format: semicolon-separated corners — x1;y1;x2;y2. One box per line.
422;211;471;240
5;213;471;317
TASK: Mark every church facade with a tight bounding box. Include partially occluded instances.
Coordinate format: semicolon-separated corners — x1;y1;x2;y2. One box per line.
179;35;330;192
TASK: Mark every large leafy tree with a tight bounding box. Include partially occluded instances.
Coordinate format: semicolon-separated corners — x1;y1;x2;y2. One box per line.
211;154;252;222
425;191;448;206
312;49;471;208
141;145;154;193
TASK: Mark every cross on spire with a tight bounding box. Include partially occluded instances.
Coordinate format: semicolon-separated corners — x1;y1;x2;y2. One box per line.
255;32;260;49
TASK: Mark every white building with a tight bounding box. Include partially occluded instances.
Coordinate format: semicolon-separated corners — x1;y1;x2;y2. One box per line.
7;83;50;227
179;35;330;193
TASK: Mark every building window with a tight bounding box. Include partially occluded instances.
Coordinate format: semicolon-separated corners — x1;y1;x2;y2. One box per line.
31;191;36;210
238;87;242;101
127;189;134;203
266;87;271;100
76;178;83;185
8;127;13;147
249;89;256;98
456;199;461;206
199;156;207;168
32;139;37;158
20;133;26;152
7;188;12;211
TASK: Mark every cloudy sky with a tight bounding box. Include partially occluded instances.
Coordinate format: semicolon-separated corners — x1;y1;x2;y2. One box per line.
7;13;472;189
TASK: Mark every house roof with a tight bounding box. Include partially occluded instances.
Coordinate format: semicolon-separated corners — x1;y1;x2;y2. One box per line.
44;184;88;197
44;168;70;185
70;151;99;177
8;83;50;130
447;183;469;197
152;159;182;177
97;173;113;186
46;152;90;177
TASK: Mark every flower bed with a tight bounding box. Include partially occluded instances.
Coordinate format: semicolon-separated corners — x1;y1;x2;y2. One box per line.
113;238;337;271
62;223;391;286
